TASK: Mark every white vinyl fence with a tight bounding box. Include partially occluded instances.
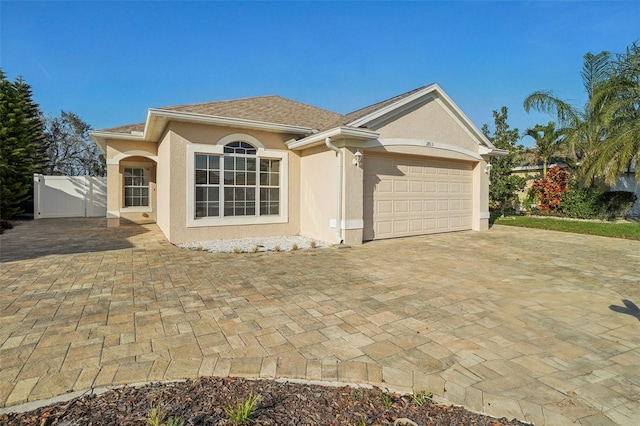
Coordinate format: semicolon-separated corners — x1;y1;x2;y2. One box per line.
34;174;107;219
610;172;640;217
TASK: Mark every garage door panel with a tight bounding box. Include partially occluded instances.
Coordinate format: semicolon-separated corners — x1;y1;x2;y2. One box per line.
394;220;408;233
409;219;423;231
378;180;393;193
437;217;450;229
409;200;423;212
409;181;422;192
377;200;393;214
425;200;437;211
364;155;473;240
394;180;409;192
409;165;423;174
424;218;437;230
395;200;409;213
425;182;437;192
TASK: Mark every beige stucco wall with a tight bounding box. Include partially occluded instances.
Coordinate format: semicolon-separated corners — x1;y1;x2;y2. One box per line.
299;143;381;246
106;140;158;160
367;145;475;162
161;122;302;244
512;169;543;208
156;130;172;240
105;138;158;227
341;147;364;245
374;98;479;154
299;145;339;244
473;160;490;231
106;162;120;228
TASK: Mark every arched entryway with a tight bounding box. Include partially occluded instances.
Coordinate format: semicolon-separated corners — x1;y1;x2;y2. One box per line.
106;151;158;227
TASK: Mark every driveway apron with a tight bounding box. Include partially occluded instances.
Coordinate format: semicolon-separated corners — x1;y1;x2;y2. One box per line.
0;218;638;425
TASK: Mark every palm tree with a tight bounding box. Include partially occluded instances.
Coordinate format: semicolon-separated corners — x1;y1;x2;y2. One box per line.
582;43;640;185
524;44;640;185
523;121;565;176
523;51;612;168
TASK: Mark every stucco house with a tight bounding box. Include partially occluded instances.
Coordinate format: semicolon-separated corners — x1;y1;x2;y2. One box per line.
89;84;506;245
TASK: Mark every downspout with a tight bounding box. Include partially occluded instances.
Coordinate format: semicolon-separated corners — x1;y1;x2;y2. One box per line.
325;137;343;244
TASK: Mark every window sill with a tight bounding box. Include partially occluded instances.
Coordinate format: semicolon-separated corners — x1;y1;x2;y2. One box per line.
121;207;152;213
187;215;287;228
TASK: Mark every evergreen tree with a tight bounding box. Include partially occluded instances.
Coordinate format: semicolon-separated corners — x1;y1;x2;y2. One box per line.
0;70;47;219
482;106;526;216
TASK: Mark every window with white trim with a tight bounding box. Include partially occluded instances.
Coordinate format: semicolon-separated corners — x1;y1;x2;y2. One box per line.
123;167;149;207
195;141;280;219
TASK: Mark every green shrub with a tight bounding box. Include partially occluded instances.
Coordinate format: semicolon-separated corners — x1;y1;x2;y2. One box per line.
600;191;637;219
380;393;393;407
412;390;433;406
559;186;606;219
224;392;260;425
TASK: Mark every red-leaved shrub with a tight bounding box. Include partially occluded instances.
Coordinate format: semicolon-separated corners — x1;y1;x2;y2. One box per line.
530;166;569;212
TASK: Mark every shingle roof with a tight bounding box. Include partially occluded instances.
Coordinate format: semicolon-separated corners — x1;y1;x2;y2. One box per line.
320;85;433;131
98;87;431;135
160;95;341;130
102;122;146;134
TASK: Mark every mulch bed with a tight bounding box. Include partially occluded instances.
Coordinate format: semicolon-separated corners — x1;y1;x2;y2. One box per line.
0;377;530;426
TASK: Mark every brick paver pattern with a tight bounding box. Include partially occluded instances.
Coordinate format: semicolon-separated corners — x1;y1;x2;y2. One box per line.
0;218;639;425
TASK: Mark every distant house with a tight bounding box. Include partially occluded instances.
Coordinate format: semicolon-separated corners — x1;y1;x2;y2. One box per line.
89;84;506;245
610;168;639;217
511;158;570;208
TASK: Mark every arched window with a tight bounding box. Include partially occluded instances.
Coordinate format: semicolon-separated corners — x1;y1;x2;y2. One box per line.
223;141;257;155
194;141;280;218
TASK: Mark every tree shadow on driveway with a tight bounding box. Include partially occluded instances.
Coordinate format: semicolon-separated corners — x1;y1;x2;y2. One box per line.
0;218;154;262
609;299;640;322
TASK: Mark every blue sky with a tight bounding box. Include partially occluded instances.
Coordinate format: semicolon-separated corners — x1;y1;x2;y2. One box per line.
2;1;638;146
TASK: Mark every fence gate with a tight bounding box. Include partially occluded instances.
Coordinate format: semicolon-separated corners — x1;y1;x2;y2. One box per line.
34;174;107;219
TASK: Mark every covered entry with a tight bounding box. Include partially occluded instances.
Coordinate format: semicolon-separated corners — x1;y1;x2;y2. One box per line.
363;154;474;240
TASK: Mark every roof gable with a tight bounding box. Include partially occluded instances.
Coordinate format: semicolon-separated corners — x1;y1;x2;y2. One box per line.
320;85;432;131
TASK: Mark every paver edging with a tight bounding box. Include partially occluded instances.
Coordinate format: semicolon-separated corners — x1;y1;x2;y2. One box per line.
0;356;558;425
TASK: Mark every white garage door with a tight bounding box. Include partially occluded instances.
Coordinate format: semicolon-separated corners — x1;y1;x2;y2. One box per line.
364;155;473;240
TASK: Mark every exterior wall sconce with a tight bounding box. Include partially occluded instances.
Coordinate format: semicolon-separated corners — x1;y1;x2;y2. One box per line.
353;150;363;167
484;161;492;174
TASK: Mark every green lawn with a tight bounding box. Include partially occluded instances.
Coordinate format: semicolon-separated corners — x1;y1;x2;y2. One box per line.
494;215;640;240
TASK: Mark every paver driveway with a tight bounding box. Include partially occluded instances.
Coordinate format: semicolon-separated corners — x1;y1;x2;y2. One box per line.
1;218;639;425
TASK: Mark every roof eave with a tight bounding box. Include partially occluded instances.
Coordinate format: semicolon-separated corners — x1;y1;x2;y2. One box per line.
347;84;437;128
480;146;509;157
89;109;317;152
286;127;380;150
146;108;315;140
88;131;145;154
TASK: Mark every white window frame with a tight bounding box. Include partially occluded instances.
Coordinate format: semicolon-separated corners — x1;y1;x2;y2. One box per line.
186;135;288;228
122;166;152;213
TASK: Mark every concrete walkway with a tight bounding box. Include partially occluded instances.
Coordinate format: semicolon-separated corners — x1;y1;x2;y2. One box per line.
0;218;638;425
